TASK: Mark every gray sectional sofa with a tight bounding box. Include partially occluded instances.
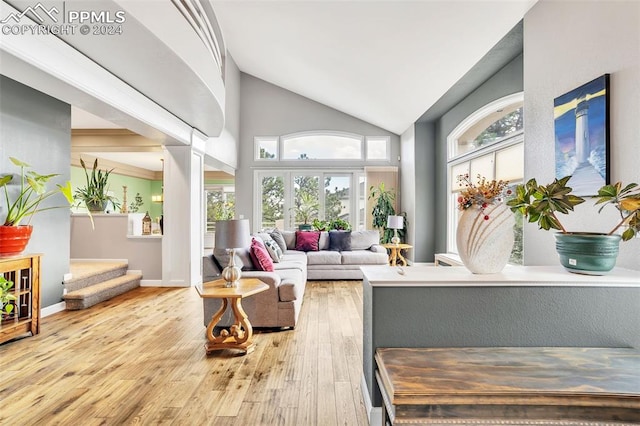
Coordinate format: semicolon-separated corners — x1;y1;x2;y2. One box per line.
202;229;388;329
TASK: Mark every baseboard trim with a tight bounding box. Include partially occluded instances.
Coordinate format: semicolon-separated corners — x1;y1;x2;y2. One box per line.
140;280;163;287
42;301;66;317
361;373;381;425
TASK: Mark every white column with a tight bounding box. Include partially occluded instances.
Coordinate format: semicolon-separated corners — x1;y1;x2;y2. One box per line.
162;134;205;287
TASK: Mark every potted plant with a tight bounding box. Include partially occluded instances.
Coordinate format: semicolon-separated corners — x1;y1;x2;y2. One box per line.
0;157;74;256
369;182;405;243
75;158;119;212
292;192;319;230
507;175;640;274
0;275;16;321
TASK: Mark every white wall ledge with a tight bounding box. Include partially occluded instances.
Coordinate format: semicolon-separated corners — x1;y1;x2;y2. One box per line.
361;265;640;288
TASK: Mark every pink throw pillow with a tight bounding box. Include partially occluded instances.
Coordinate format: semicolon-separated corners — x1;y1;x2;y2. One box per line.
295;231;320;252
250;238;274;272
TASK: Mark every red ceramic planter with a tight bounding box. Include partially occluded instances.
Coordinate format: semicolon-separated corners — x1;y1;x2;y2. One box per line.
0;225;33;256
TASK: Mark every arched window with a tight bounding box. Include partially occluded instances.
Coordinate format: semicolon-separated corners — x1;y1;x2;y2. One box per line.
446;93;524;264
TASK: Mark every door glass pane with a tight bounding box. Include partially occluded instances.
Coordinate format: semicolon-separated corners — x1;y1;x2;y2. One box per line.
206;187;235;232
293;175;320;227
260;175;284;230
324;175;350;222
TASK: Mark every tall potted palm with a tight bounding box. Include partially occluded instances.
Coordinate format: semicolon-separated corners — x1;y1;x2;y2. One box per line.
0;157;73;256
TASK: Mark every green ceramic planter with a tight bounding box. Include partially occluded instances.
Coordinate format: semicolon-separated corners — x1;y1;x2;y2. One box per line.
554;233;621;275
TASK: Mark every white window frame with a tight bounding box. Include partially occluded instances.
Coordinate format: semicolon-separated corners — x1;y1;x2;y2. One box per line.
281;130;364;161
447;92;524;161
254;136;279;161
254;169;363;232
365;136;391;161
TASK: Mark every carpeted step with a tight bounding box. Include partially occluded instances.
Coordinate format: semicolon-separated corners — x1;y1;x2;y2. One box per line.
65;260;129;292
64;273;142;310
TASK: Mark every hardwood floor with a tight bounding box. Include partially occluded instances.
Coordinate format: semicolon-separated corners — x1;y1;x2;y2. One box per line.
0;281;368;425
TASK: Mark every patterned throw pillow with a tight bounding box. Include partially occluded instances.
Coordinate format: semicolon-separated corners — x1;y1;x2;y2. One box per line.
250;238;274;272
295;231;320;252
264;239;283;262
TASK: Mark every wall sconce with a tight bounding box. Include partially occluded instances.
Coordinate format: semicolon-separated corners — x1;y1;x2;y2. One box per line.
152;194;163;203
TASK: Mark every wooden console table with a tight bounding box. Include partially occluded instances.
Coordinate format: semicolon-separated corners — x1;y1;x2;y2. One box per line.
376;347;640;425
0;254;41;344
196;278;268;355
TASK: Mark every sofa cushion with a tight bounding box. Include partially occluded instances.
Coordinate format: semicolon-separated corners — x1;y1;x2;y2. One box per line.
270;229;287;252
295;231;320;251
250;238;275;272
341;250;389;265
351;230;380;250
276;268;303;302
318;231;330;250
329;230;352;251
280;230;297;250
264;239;283;262
306;250;341;265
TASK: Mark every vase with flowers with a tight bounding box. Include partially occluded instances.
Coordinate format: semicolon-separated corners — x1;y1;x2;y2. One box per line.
456;174;515;274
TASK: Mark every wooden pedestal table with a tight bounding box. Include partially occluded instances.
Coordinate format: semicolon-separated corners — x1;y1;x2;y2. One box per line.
196;278;269;355
382;243;412;266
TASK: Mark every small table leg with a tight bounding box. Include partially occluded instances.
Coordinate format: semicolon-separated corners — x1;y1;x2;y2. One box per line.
204;297;256;355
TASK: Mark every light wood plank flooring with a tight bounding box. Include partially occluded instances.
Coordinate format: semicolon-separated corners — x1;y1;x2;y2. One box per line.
0;281;368;425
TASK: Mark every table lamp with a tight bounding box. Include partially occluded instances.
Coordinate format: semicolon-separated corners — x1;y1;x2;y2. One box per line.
387;215;403;245
215;219;251;287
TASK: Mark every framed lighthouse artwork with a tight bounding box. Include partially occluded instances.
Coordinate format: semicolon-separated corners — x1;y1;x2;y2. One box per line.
553;74;610;196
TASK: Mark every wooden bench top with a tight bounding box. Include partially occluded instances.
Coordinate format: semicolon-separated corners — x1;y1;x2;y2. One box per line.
375;347;640;424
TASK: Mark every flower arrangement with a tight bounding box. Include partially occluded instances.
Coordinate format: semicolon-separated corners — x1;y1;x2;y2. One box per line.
456;174;511;220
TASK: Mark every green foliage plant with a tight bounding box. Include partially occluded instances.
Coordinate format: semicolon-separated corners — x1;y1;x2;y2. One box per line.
75;158;119;211
330;218;351;231
369;182;397;243
1;157;73;226
507;175;640;241
293;192;319;224
129;192;144;213
0;275;17;318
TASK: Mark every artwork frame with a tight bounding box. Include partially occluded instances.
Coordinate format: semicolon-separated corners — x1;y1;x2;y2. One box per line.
554;74;610;196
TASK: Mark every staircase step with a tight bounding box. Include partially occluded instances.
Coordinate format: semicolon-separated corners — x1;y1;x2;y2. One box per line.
65;260;129;292
64;273;142;310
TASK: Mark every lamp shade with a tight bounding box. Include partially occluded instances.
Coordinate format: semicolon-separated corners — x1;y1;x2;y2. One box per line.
215;219;251;249
387;215;404;230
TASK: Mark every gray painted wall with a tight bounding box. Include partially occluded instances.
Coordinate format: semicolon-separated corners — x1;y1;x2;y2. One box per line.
523;0;639;270
364;281;640;407
410;54;523;260
236;73;400;227
0;76;71;308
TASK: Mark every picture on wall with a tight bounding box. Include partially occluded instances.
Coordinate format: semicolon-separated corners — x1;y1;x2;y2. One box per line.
553;74;610;196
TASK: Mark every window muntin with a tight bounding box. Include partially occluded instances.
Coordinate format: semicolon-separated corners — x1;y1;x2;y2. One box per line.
282;133;362;160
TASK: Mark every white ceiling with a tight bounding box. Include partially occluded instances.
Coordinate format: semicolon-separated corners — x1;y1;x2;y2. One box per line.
212;0;537;134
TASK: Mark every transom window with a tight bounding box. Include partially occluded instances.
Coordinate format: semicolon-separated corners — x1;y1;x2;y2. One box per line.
255;131;389;162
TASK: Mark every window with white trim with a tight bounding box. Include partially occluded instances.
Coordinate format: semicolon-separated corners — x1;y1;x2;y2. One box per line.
254;131;389;162
447;93;524;264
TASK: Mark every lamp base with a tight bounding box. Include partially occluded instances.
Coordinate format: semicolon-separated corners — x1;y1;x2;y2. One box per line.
391;229;400;246
222;249;242;287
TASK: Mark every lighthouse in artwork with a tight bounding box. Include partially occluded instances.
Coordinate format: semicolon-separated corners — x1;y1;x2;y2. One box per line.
574;94;589;164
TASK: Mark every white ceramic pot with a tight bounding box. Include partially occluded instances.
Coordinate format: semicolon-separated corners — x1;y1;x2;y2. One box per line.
456;203;515;274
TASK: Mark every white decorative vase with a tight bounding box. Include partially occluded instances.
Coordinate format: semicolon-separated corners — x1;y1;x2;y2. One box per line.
456;203;515;274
